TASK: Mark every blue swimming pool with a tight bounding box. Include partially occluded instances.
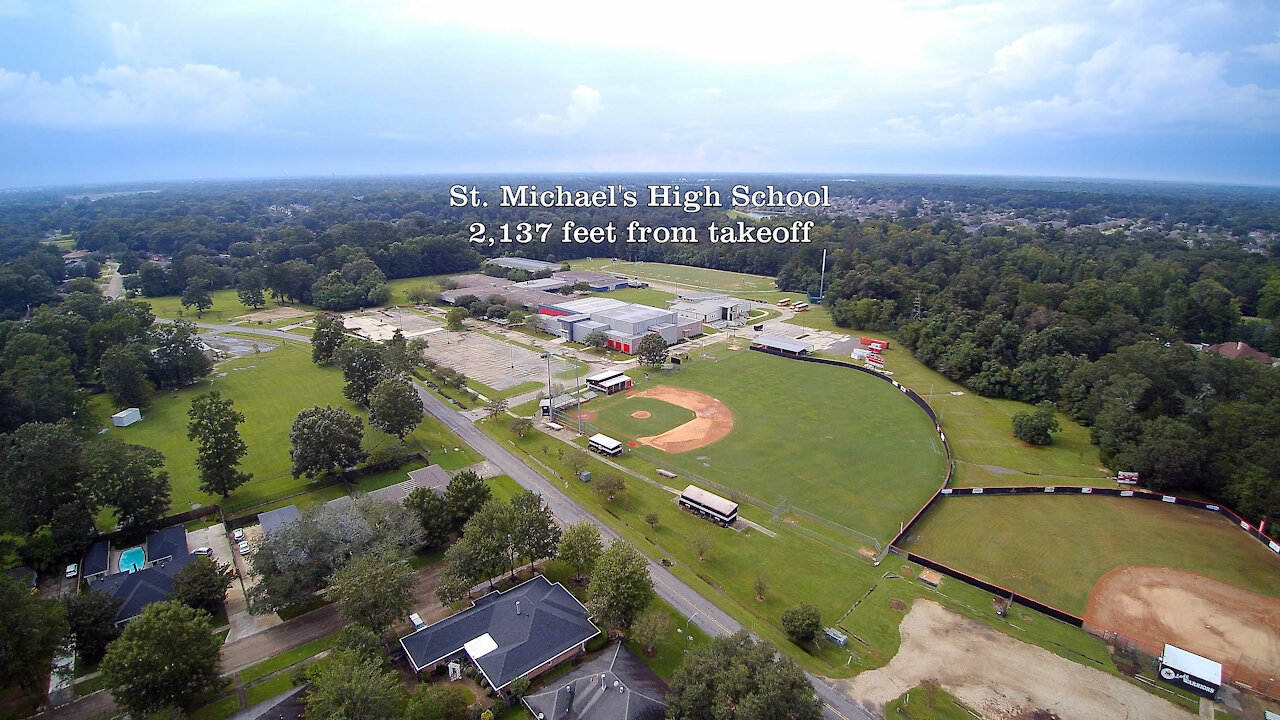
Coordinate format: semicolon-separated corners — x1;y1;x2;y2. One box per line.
119;546;145;573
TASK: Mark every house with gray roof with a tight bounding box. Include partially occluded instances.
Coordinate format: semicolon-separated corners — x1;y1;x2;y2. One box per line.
259;505;301;536
523;642;669;720
399;574;599;692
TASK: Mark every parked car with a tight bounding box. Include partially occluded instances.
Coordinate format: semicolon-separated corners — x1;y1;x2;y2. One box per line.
232;528;245;542
237;540;251;556
192;547;213;557
64;563;78;579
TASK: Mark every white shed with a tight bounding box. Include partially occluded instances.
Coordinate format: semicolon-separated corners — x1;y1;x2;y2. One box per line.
111;408;142;427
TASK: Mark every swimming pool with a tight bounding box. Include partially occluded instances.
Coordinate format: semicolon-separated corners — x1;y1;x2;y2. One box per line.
119;546;146;573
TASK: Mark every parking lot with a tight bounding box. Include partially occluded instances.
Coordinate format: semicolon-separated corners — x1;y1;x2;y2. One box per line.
343;307;440;341
420;329;574;391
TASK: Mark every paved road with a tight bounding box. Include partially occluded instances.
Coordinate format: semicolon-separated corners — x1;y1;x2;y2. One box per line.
155;317;312;343
178;315;876;719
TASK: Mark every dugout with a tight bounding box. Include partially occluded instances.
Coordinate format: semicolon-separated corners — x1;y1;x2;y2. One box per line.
1158;644;1221;698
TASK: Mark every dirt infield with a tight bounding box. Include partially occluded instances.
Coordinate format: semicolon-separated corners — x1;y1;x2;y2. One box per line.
630;410;652;419
632;386;734;453
1085;564;1280;668
237;306;311;323
843;600;1194;720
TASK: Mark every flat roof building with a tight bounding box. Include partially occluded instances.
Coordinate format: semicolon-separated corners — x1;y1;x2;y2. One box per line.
486;257;561;273
752;335;813;355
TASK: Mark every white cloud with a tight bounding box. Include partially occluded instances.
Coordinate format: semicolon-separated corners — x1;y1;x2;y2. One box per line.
1247;33;1280;63
512;84;601;135
0;64;307;131
109;21;141;64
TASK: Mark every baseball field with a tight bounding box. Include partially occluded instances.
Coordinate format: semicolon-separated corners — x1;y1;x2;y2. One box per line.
582;346;949;543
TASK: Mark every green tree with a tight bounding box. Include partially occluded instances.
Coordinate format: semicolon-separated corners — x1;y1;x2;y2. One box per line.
324;554;416;636
83;438;170;535
304;648;405;720
180;278;213;317
290;405;368;479
754;576;768;601
99;345;151;409
510;416;533;438
445;307;467;331
586;539;653;636
402;684;470;720
187;391;252;497
404;486;451;549
100;601;221;717
463;499;516;584
368;376;424;440
667;631;822;720
645;512;659;529
311;314;348;365
636;333;668;367
511;490;561;573
629;605;671;656
171;556;236;617
0;576;67;693
338;340;389;405
64;589;121;665
690;529;714;561
595;473;625;502
1010;401;1061;446
484;396;508;420
583;330;608;351
781;603;821;643
557;520;602;582
147;320;212;388
444;469;491;530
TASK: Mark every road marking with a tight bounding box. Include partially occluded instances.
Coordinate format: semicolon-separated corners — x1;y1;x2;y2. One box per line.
823;702;852;720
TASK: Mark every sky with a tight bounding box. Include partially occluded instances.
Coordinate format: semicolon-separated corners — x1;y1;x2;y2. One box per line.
1;0;1279;188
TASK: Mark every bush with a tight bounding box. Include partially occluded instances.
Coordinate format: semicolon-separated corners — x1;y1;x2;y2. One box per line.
781;603;821;643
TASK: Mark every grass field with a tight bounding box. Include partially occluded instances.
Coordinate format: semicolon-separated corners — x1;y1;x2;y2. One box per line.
591;287;676;308
794;307;1108;488
92;339;479;515
884;685;976;720
582;346;947;542
569;259;779;294
902;495;1280;614
483;419;1134;683
590;397;693;440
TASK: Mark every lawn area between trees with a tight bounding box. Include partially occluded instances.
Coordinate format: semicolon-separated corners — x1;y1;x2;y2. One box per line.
89;338;479;517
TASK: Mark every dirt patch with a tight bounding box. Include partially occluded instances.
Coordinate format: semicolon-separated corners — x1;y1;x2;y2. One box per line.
1084;564;1280;669
889;598;906;611
237;306;311;323
630;410;652;419
571;410;596;422
841;600;1194;720
632;386;734;453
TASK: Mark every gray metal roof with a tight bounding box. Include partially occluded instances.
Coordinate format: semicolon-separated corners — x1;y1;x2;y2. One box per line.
399;575;600;690
752;335;811;353
597;305;672;325
365;464;454;503
145;525;187;563
523;643;668;720
486;257;561;272
83;540;110;577
259;505;301;536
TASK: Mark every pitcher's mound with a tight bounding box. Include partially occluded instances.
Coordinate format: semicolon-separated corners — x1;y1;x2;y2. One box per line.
631;411;652;419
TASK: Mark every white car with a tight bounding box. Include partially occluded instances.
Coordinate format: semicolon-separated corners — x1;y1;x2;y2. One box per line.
64;563;78;579
192;547;213;557
237;540;251;556
232;528;245;542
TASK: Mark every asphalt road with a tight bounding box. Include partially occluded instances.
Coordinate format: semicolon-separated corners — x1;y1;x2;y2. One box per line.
179;318;877;720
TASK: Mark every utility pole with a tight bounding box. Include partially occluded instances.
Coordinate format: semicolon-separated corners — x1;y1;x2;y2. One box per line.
541;352;553;423
684;612;699;653
818;247;826;302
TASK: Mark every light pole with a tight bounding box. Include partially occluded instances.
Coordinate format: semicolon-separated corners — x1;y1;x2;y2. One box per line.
541;352;553;423
683;612;699;653
575;362;582;435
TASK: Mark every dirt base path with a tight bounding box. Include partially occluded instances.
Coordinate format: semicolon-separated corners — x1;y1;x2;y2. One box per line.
1084;565;1280;669
632;386;733;453
841;600;1195;720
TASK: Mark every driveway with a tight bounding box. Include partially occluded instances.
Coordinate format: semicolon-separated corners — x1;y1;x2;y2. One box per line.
187;523;261;642
224;524;280;640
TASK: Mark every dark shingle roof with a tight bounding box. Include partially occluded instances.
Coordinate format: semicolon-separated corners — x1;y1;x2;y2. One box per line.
259;505;301;536
399;575;599;691
523;643;668;720
89;551;195;623
83;540;110;577
145;525;187;563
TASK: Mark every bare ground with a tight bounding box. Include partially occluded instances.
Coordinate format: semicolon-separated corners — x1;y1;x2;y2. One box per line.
841;600;1196;720
632;385;734;453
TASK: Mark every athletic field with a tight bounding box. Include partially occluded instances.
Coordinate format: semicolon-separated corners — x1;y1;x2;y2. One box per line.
585;348;948;543
901;494;1280;614
570;258;780;295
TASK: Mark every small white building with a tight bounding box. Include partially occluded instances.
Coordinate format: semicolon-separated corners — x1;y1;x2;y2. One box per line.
111;408;142;427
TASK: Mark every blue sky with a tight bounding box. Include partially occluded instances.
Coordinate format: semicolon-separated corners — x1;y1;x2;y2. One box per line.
1;0;1278;188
